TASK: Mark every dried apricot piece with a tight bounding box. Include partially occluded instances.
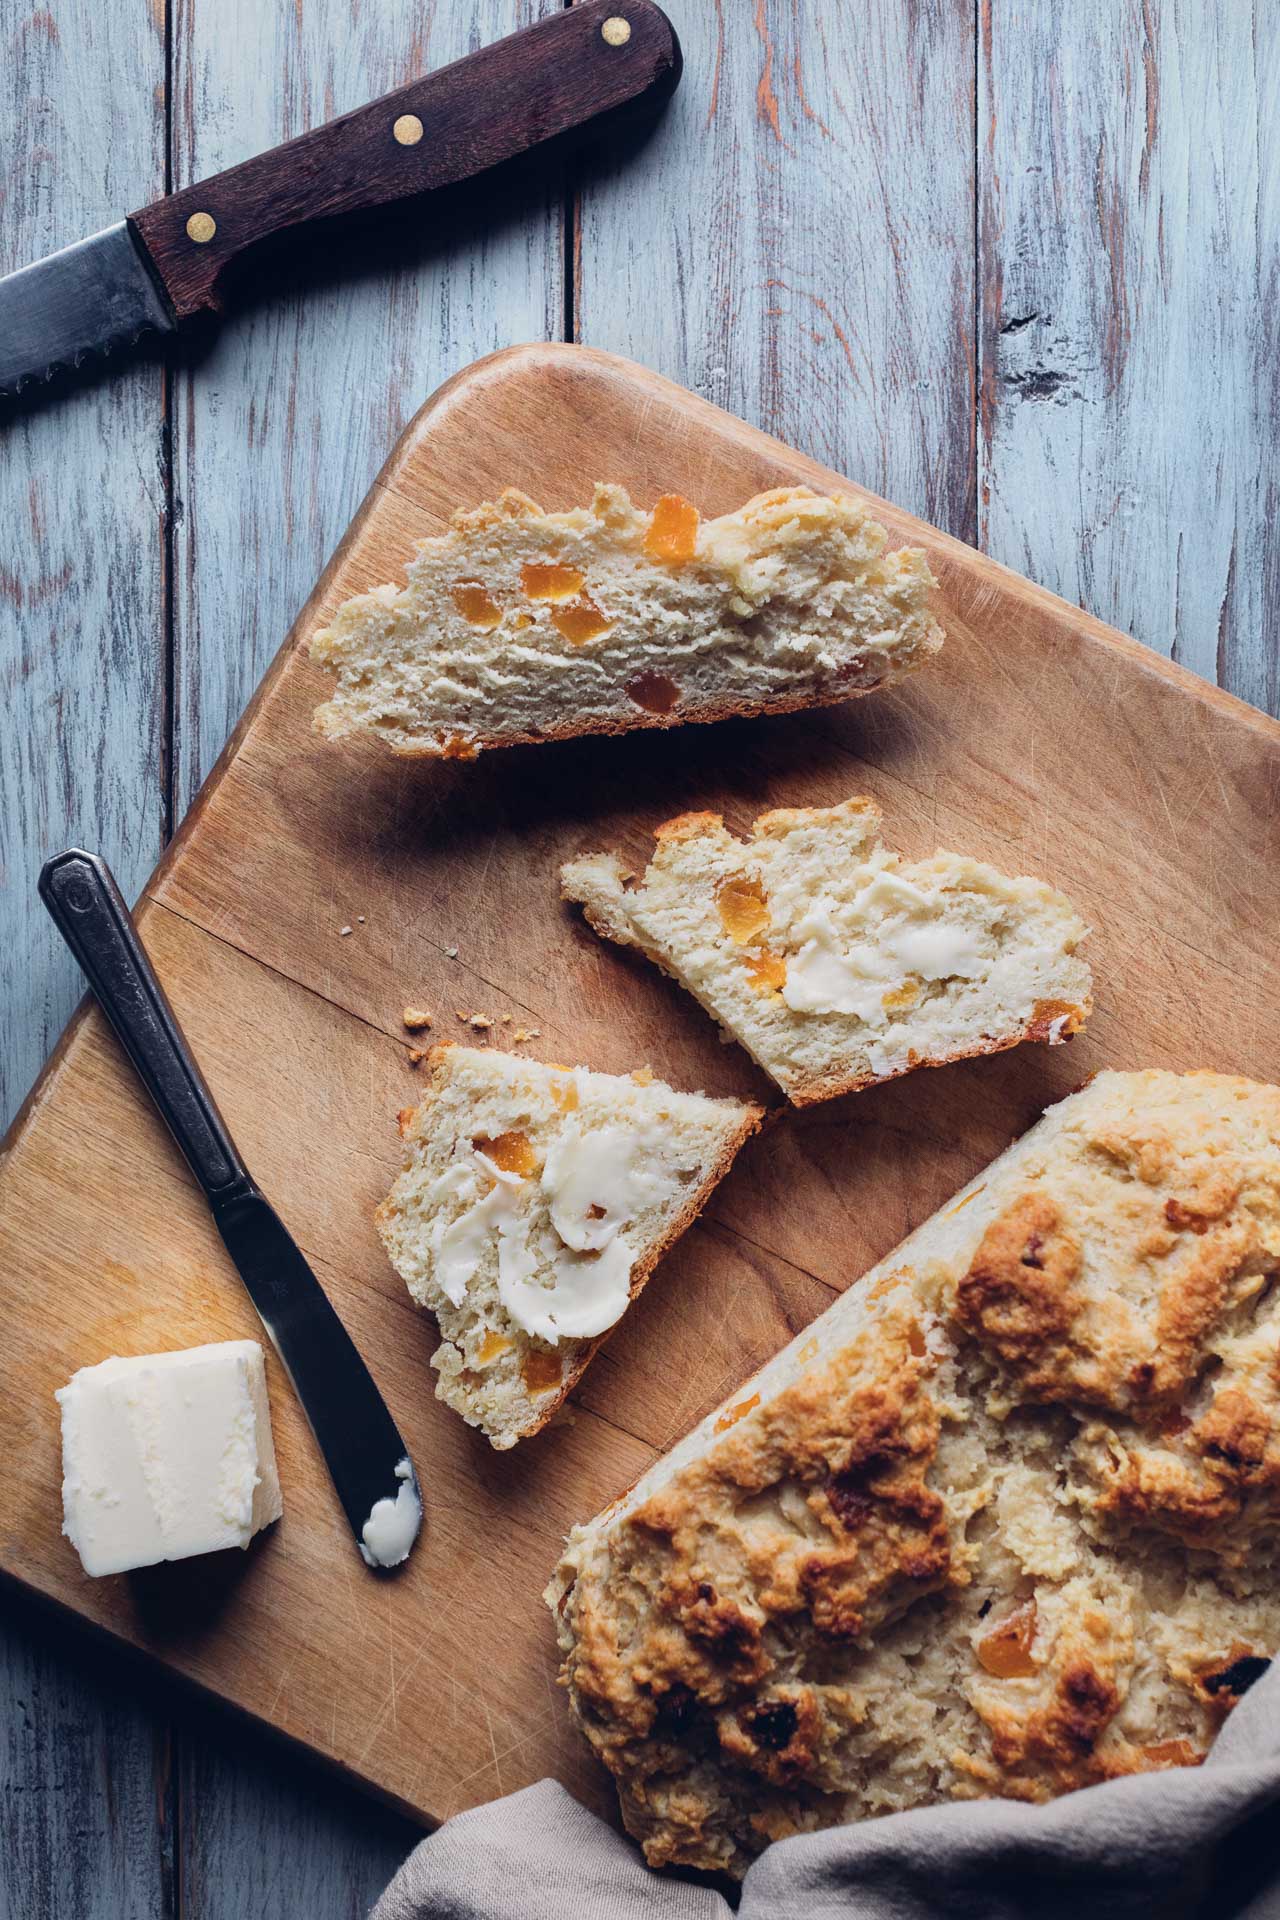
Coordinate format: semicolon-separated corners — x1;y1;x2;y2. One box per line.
521;561;585;602
717;875;770;944
976;1601;1037;1678
644;494;700;564
551;597;613;644
474;1129;539;1177
478;1330;513;1365
745;950;787;993
550;1078;580;1113
450;580;502;630
1142;1739;1199;1768
882;979;922;1012
521;1347;563;1395
625;669;681;713
714;1393;760;1433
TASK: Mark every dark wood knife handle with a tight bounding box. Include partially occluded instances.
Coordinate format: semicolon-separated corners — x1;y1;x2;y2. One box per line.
38;850;250;1200
128;1;681;321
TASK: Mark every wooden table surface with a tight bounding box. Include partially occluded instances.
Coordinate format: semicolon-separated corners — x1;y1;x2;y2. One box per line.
1;2;1276;1913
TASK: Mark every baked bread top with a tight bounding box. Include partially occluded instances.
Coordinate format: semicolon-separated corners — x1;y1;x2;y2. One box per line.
308;484;942;756
547;1070;1280;1874
376;1045;762;1448
561;797;1091;1105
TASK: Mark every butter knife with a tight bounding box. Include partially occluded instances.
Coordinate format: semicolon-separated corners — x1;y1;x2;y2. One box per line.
0;0;680;396
39;849;421;1572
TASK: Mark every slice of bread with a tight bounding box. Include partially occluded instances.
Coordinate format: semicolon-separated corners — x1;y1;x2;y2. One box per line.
375;1046;763;1448
547;1070;1280;1876
308;484;942;757
561;797;1091;1105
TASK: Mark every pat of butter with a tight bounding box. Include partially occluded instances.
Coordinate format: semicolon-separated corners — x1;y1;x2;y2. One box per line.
541;1121;672;1251
886;918;985;980
424;1119;688;1346
497;1219;634;1342
360;1457;421;1569
782;909;891;1018
56;1341;282;1578
782;894;987;1018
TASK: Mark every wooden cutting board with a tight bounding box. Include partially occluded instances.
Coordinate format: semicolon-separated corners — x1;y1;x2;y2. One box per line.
3;343;1278;1831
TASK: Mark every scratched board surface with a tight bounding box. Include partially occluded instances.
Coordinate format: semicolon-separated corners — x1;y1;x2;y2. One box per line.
3;2;1279;1915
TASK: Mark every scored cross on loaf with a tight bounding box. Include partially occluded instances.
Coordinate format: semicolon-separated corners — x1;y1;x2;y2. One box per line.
375;1046;763;1449
561;796;1092;1105
307;483;943;757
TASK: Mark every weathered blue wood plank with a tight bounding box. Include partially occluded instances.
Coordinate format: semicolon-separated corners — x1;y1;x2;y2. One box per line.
0;0;173;1911
0;1592;173;1920
179;1726;414;1920
979;0;1280;716
574;0;977;541
0;0;168;1128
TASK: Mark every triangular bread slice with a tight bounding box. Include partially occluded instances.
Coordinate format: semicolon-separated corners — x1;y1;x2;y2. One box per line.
561;797;1091;1105
308;484;943;757
375;1045;763;1448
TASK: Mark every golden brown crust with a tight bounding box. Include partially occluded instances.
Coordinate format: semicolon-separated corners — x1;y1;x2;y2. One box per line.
551;1072;1280;1875
557;1301;952;1865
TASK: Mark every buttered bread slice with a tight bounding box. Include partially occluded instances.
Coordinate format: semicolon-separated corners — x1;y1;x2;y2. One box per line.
548;1070;1280;1875
562;797;1091;1104
308;484;942;756
376;1046;762;1448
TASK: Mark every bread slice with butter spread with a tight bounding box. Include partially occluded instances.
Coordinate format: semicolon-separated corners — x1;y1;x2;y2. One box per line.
308;484;942;757
547;1070;1280;1875
376;1045;763;1448
561;797;1091;1105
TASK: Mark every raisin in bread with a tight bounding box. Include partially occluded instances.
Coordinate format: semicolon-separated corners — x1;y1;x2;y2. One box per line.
561;797;1091;1105
547;1070;1280;1875
376;1045;762;1448
308;484;942;757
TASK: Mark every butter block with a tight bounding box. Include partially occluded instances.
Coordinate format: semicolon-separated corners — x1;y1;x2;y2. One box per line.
56;1340;283;1577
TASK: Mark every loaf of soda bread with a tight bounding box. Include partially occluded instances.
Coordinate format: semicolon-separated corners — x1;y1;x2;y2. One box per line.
547;1070;1280;1874
376;1046;762;1448
308;484;942;757
561;797;1091;1105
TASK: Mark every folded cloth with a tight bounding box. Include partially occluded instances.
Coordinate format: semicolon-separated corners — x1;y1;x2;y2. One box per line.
372;1662;1280;1920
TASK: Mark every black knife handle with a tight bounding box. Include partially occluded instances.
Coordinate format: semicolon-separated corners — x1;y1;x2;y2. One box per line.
38;850;250;1201
127;0;681;322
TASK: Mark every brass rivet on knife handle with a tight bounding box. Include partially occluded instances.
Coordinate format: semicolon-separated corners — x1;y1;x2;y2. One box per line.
392;114;424;146
185;212;217;244
601;16;632;44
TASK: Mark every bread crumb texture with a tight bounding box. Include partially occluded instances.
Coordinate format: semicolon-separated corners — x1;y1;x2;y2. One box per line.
561;797;1091;1105
547;1071;1280;1875
308;485;942;755
376;1046;761;1448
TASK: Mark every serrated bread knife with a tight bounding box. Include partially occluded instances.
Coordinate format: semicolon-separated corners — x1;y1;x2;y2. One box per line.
39;849;422;1572
0;2;680;396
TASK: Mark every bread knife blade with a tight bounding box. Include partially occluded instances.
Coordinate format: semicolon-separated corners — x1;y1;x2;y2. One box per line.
0;1;680;397
39;848;421;1571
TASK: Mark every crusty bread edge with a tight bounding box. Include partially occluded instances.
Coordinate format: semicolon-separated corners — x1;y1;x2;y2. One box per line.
313;635;942;757
374;1042;766;1447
